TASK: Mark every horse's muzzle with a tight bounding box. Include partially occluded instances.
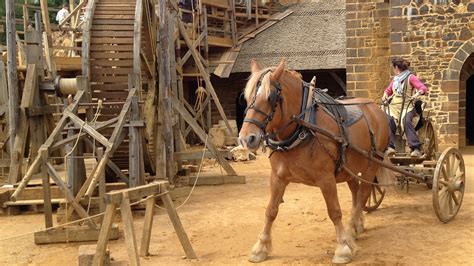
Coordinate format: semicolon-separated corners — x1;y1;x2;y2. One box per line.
239;133;261;150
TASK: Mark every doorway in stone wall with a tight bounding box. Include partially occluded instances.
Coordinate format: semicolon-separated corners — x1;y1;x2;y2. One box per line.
466;74;474;145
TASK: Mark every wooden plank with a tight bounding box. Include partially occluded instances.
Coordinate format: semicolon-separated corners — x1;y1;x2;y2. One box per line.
213;44;241;78
0;62;8;105
90;37;134;44
81;0;97;77
133;0;143;84
120;192;140;266
90;52;134;59
95;6;135;11
93;10;135;15
91;83;129;90
208;36;233;48
91;59;134;67
90;67;133;75
171;95;236;176
129;96;144;187
90;76;130;83
91;25;134;31
93;14;136;20
41;150;53;228
140;196;155;257
90;45;134;52
93;203;117;266
8;64;36;184
64;110;111;148
34;225;119;245
104;182;166;205
160;192;197;259
91;31;134;37
39;0;51;35
6;0;19;176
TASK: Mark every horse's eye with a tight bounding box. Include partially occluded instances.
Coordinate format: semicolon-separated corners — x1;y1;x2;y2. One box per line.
238;92;247;107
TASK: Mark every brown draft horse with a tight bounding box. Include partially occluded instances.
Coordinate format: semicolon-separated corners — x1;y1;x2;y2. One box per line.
238;59;394;263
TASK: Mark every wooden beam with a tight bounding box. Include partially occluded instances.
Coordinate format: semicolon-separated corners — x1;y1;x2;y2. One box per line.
64;110;111;148
104;182;166;205
39;0;51;35
34;225;119;245
41;150;53;228
177;19;232;135
93;203;117;266
139;196;155;257
46;162;98;230
172;95;236;176
158;3;175;183
8;64;37;184
120;192;140;266
6;0;19;169
10;90;85;201
160;192;197;259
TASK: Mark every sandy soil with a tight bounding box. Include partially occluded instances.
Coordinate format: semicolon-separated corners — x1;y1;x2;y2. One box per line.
0;148;473;265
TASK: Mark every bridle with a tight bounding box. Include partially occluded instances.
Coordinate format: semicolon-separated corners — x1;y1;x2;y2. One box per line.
243;69;282;132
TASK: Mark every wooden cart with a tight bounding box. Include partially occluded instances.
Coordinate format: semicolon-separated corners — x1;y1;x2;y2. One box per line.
363;114;466;223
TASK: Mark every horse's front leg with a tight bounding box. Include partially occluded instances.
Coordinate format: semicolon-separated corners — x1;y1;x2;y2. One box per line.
249;171;288;263
320;180;357;264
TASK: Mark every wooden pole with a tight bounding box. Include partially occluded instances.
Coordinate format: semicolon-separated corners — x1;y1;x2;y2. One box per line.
6;0;19;164
39;0;51;35
158;2;176;183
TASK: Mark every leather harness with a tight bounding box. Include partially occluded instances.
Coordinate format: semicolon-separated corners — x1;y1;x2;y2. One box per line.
243;71;379;174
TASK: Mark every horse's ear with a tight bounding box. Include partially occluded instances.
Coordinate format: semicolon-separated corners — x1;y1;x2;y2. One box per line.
271;58;285;83
250;59;261;73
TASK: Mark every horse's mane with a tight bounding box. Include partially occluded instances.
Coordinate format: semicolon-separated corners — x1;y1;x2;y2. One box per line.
244;67;274;102
243;67;303;102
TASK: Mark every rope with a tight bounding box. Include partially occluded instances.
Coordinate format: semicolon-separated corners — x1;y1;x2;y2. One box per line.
155;134;209;210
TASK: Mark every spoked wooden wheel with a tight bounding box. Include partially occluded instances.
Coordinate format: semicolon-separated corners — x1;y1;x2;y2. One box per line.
420;119;437;160
432;147;465;223
364;176;386;213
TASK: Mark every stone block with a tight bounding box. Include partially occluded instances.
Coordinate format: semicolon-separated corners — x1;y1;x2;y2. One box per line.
390;43;411;55
440;81;459;93
346;19;361;29
357;48;371;57
346;48;357;57
391;32;402;42
441;102;458;112
78;245;110;266
454;48;469;63
449;112;459;123
461;41;473;55
391;18;408;31
356;28;372;37
442;70;460;80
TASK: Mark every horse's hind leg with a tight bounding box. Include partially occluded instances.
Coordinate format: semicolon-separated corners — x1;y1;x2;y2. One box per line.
349;181;373;237
249;172;288;263
320;180;357;264
347;179;365;238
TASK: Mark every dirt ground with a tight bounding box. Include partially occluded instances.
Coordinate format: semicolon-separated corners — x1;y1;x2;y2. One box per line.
0;148;473;265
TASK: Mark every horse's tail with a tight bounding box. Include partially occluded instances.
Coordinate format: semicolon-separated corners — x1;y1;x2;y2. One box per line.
376;154;397;186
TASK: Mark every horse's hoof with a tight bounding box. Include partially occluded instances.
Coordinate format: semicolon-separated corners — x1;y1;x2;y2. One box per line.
249;253;267;263
332;244;352;264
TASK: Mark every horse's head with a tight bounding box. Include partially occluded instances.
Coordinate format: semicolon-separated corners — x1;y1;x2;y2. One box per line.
239;59;301;150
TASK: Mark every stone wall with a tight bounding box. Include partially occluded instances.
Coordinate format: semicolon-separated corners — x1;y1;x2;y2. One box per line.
346;0;391;100
390;0;474;149
347;0;474;150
